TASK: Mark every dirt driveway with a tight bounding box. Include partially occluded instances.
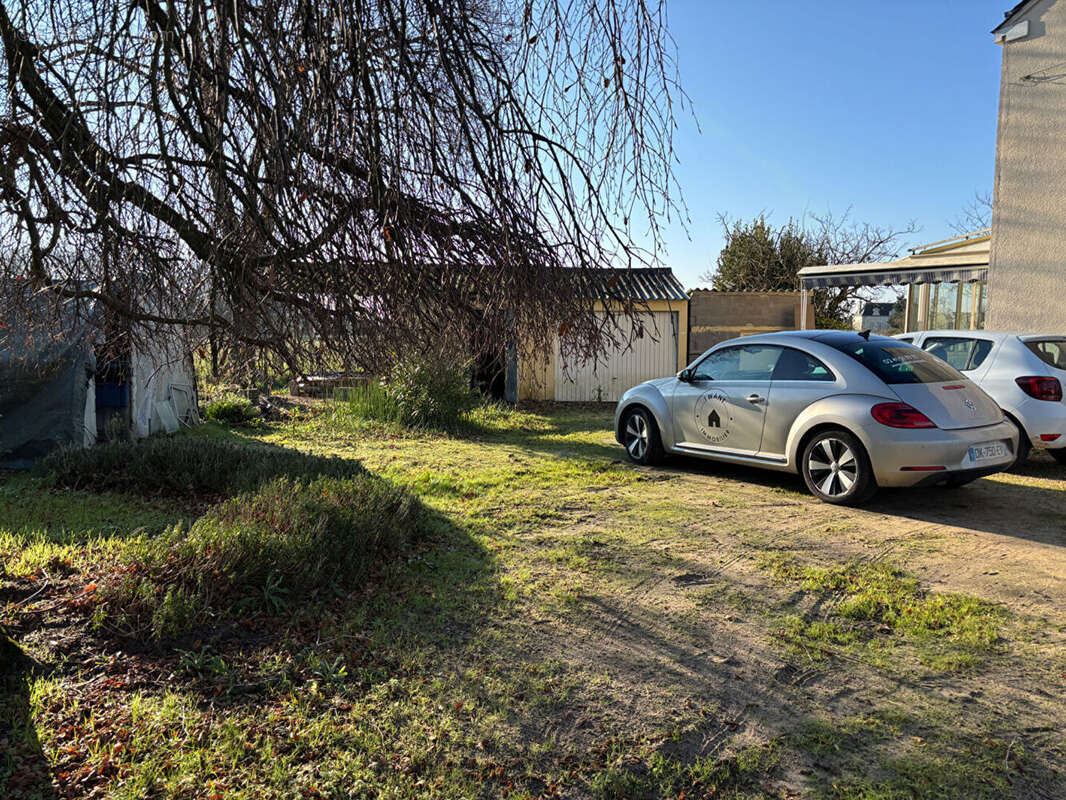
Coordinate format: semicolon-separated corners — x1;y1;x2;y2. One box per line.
438;411;1066;798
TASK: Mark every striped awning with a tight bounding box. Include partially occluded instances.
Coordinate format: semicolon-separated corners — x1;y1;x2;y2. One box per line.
797;230;991;290
801;264;988;289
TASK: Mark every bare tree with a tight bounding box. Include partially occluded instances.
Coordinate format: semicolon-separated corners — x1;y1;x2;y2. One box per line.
808;210;919;325
0;0;684;375
949;191;993;236
702;210;917;327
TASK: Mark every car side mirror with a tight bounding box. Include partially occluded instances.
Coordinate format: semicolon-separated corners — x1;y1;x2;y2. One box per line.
678;368;692;382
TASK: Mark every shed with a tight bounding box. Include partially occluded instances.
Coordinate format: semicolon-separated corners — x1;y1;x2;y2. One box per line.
515;268;689;403
1;291;198;467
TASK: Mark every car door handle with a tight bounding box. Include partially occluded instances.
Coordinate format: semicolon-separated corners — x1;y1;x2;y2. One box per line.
747;394;765;403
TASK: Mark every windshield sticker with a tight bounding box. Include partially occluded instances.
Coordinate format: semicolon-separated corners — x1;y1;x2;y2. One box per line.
694;391;733;444
879;349;927;367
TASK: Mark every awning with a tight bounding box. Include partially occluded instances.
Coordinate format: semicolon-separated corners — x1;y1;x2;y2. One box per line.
798;230;991;289
801;264;987;288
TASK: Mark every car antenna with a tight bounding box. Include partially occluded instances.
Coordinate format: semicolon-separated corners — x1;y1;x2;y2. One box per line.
859;329;871;341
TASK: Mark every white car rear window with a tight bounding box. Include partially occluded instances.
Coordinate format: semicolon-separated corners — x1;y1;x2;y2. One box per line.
1026;339;1066;370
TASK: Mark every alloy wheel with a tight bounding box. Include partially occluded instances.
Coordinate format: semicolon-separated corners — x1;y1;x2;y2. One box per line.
806;437;859;499
624;413;648;461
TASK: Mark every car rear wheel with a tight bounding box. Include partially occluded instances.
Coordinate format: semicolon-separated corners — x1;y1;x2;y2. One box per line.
801;429;876;506
1005;415;1031;469
622;407;664;466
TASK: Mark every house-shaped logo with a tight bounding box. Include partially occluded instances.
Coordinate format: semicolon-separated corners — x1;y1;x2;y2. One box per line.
694;390;731;444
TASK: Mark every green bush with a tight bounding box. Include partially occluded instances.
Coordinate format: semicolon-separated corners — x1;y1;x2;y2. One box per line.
340;355;477;430
203;392;261;425
383;354;476;430
39;435;363;497
95;475;427;638
342;380;398;424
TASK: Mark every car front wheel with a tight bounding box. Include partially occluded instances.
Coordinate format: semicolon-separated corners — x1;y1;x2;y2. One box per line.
621;407;664;466
801;429;876;506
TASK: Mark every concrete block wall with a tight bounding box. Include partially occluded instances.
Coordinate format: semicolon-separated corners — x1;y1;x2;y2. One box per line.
687;290;812;364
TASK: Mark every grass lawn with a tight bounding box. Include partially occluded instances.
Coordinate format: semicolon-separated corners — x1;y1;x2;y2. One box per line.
3;402;1066;799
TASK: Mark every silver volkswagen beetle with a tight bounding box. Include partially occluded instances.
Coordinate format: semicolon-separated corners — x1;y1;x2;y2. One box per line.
614;330;1018;505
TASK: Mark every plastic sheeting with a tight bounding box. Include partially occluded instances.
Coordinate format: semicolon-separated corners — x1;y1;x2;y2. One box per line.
130;331;198;437
0;315;97;462
1;290;197;464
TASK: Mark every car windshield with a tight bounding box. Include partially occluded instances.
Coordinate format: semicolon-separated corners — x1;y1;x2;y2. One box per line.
827;340;965;384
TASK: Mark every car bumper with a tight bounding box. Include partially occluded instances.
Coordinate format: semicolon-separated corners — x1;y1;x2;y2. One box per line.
863;419;1018;488
1012;398;1066;448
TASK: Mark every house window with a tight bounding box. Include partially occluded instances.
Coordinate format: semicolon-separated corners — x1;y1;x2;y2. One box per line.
957;282;975;331
930;282;959;329
913;280;987;331
906;285;921;331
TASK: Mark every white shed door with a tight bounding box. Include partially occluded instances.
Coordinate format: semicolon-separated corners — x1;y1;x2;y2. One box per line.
554;311;678;402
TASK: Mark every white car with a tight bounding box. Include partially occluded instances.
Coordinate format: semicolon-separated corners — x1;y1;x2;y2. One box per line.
895;330;1066;464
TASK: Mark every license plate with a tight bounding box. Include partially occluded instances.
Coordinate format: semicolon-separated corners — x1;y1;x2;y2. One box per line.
968;442;1006;463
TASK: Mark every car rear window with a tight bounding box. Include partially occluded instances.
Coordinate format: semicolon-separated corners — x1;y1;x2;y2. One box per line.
923;337;994;371
1026;339;1066;370
827;340;965;384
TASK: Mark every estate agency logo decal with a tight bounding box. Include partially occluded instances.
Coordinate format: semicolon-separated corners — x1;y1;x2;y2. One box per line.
694;390;732;444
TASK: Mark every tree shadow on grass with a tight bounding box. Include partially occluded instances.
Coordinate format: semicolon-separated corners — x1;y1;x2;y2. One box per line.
1;648;56;800
148;499;503;707
3;431;505;794
458;403;616;445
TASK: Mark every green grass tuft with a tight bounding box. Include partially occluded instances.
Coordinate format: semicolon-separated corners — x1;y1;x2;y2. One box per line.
94;474;427;638
203;392;262;425
38;434;364;498
765;559;1004;672
589;741;780;799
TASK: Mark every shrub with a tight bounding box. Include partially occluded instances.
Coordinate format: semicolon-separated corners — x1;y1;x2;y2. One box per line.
383;353;476;430
39;435;363;497
342;380;398;424
203;392;261;425
95;475;427;638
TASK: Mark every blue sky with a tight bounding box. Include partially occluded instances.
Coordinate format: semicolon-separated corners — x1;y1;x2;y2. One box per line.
660;0;1010;288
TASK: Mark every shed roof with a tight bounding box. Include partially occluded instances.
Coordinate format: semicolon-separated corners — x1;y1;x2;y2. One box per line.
577;267;688;303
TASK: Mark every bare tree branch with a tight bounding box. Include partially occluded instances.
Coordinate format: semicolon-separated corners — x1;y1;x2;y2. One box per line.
0;0;685;377
948;191;992;236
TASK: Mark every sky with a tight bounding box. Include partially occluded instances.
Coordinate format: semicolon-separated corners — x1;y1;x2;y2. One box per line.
659;0;1011;289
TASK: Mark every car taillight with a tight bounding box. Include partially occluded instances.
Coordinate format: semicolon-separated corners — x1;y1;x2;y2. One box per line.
1015;376;1063;402
871;402;937;429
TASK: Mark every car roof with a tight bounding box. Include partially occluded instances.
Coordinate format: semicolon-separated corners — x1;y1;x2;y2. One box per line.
719;329;902;348
807;330;897;345
899;330;1066;342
